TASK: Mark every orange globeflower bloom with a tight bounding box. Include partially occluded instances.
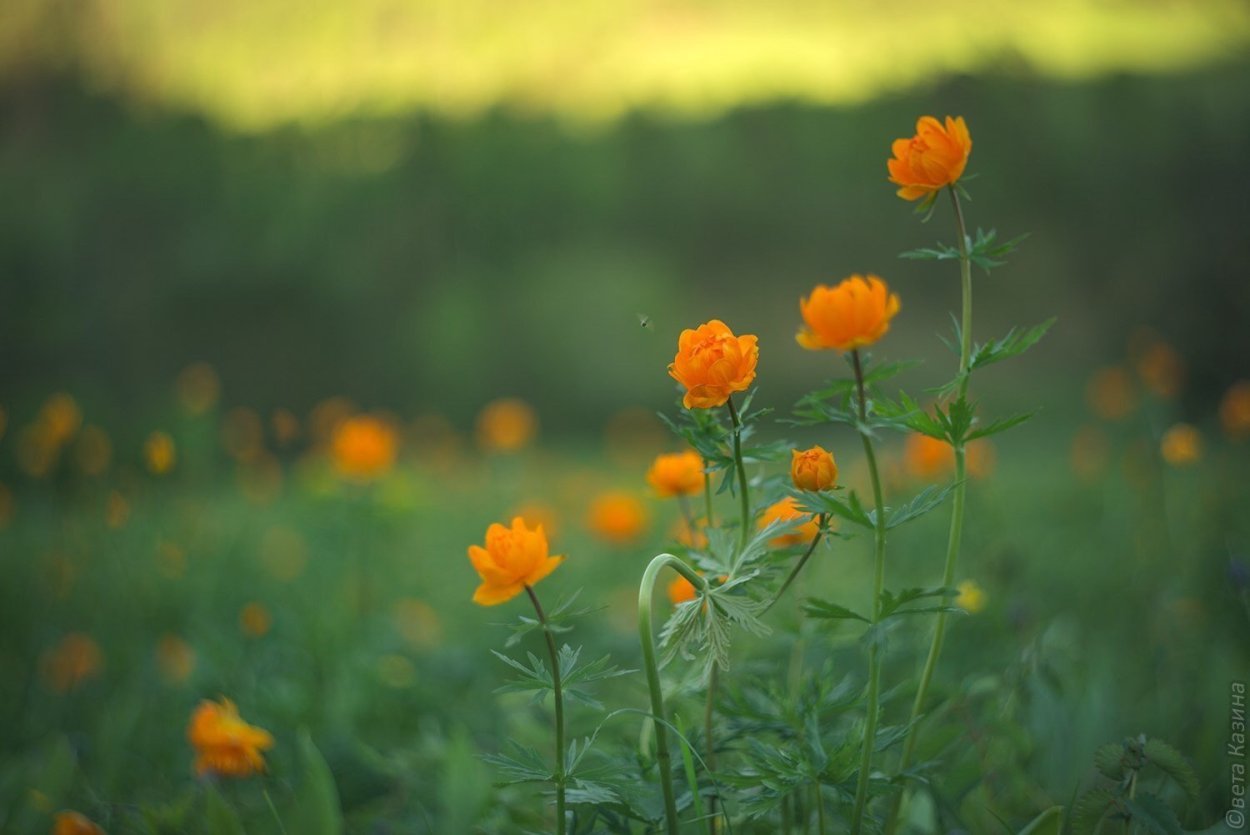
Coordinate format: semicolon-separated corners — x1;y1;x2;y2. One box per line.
791;446;837;491
1220;380;1250;440
476;398;538;452
668;575;697;605
187;698;274;777
1160;423;1202;466
647;450;705;498
331;415;397;481
588;491;649;544
144;431;176;475
758;497;820;546
668;320;759;410
797;275;900;352
467;517;563;606
52;811;104;835
887;115;972;201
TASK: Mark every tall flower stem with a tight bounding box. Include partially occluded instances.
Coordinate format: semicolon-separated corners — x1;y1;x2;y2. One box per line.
886;184;973;835
726;396;752;545
525;584;567;835
762;513;828;615
850;348;889;835
639;554;710;835
704;471;715;531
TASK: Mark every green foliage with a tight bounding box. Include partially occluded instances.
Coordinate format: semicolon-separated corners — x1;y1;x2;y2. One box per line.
1072;736;1200;835
289;729;345;835
901;228;1029;272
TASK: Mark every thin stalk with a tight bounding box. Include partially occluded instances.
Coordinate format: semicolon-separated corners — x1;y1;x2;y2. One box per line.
705;665;720;835
704;470;715;531
815;782;827;835
850;349;888;835
639;554;710;835
726;396;752;545
263;786;289;835
762;513;828;615
525;584;567;835
886;184;974;835
677;494;699;543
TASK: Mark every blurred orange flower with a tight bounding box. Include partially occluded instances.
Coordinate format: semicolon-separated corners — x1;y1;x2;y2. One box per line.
155;635;196;685
39;393;82;447
797;276;900;352
1160;423;1202;466
955;579;987;614
668;575;697;605
588;492;649;544
511;501;560;538
270;408;301;447
647;450;705;498
331;415;397;480
903;433;994;480
144;431;176;475
239;602;272;637
188;698;273;777
1135;339;1184;399
74;426;112;476
791;446;837;491
221;407;265;462
758;497;819;546
0;483;12;529
52;811;104;835
887;115;972;201
41;633;102;693
175;362;221;415
1086;367;1137;421
393;598;443;648
1070;425;1111;483
668;320;759;410
1220;380;1250;440
467;517;563;605
105;491;130;529
476;398;538;452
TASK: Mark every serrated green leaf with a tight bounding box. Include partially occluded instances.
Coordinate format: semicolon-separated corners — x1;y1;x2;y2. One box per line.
1093;742;1125;780
1143;738;1201;802
886;483;957;529
1072;787;1119;835
288;729;343;835
970;318;1056;372
1018;806;1065;835
1126;794;1184;835
967;410;1038;441
804;598;870;623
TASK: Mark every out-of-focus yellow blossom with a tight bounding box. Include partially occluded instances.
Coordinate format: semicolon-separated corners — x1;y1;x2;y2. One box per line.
377;654;417;688
239;602;272;637
587;491;649;544
52;810;105;835
668;574;697;605
758;497;820;546
511;501;560;539
270;408;301;447
1086;367;1137;421
155;635;196;685
646;450;705;498
144;431;176;475
1220;380;1250;441
39;393;82;447
41;633;103;693
1134;338;1184;399
175;362;221;415
74;426;112;476
17;424;59;478
331;415;398;481
903;434;995;480
105;491;130;529
1160;423;1202;466
955;579;987;613
476;398;538;452
308;397;355;446
187;698;273;778
393;598;443;648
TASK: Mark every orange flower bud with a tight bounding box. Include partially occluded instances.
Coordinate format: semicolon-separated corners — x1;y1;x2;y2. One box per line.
187;698;273;778
467;517;563;606
758;497;820;546
53;811;105;835
646;450;705;498
887;115;972;201
797;275;900;352
331;415;397;481
668;320;759;410
791;446;837;491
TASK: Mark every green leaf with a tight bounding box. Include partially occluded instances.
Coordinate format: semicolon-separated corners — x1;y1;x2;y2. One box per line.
1143;738;1201;802
1093;742;1126;780
879;587;958;619
1126;794;1184;835
967;411;1038;441
804;598;870;623
1018;806;1065;835
482;741;552;785
1071;787;1119;835
792;489;873;529
970;318;1056;372
901;242;961;262
204;785;246;835
885;483;957;529
289;728;344;835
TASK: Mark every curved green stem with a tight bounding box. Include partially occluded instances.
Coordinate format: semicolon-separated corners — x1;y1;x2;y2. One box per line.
639;553;709;835
885;184;974;835
762;513;828;615
526;584;567;835
726;396;752;545
849;349;889;835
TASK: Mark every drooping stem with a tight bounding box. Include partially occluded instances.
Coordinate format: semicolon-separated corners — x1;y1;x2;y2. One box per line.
886;184;974;835
639;554;709;835
762;513;828;614
526;584;567;835
704;665;720;835
726;396;752;545
850;349;889;835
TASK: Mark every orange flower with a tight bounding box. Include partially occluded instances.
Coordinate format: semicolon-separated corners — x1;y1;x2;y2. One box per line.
791;446;837;491
1160;423;1202;466
668;320;759;410
331;415;397;480
1086;367;1137;421
903;433;994;480
668;575;697;605
239;602;272;638
175;362;221;415
587;492;649;544
647;450;705;498
758;497;819;546
40;633;102;693
188;698;274;777
887;115;972;201
476;398;538;452
797;275;900;352
155;635;196;685
1135;340;1184;399
467;517;563;605
52;811;104;835
1220;381;1250;440
144;431;176;475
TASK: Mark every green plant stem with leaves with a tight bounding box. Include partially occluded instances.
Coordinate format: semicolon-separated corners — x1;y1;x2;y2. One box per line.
762;513;828;614
886;184;974;835
726;396;752;544
639;554;710;835
525;584;567;835
849;348;889;835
